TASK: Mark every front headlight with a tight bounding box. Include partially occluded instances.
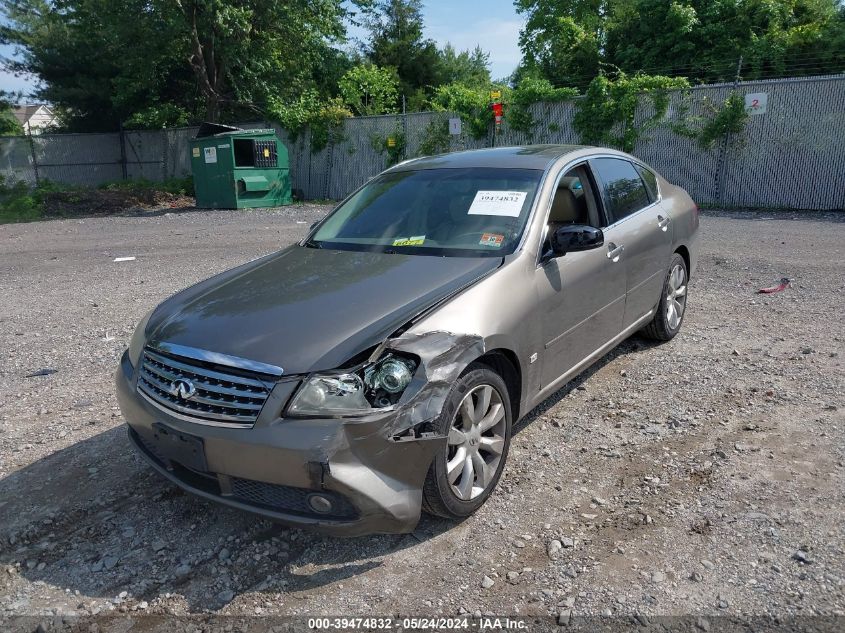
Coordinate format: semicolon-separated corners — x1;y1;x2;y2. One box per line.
287;353;418;417
127;309;154;367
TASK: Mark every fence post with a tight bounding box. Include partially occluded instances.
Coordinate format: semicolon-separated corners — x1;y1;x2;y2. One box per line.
324;137;334;200
162;129;170;182
714;56;743;205
118;122;128;180
26;131;40;186
402;112;409;161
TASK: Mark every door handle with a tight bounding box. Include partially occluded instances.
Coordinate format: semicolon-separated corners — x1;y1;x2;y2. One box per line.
607;243;624;262
657;215;671;231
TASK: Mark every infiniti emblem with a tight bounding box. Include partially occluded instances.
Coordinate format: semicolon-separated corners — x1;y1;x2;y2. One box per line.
168;379;197;401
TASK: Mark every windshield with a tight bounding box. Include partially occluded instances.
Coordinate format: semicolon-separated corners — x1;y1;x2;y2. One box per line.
309;167;543;256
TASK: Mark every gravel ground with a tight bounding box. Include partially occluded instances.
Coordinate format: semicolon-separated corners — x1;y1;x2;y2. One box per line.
0;205;843;629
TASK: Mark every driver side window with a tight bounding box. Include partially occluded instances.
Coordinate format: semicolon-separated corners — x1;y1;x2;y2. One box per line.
543;165;603;254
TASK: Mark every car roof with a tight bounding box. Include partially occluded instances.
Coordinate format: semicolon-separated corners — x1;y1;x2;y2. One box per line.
389;144;603;172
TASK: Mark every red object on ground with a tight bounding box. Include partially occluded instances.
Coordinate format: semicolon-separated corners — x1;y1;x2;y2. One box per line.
758;278;791;294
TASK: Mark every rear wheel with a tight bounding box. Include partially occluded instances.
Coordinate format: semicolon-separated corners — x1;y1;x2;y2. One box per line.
643;253;688;341
422;366;512;519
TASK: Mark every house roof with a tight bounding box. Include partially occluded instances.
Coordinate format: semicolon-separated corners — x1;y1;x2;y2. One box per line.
13;104;53;125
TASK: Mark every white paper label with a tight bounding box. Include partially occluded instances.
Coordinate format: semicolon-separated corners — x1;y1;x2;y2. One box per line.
467;191;527;217
203;147;218;164
449;118;462;135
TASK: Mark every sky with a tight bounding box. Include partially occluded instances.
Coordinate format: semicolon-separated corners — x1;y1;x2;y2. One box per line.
0;0;525;100
350;0;525;81
0;44;35;96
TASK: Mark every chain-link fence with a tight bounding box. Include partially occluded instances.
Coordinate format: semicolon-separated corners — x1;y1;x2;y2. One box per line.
1;74;843;210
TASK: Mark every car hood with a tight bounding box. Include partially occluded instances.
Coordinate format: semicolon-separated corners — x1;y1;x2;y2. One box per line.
147;246;501;375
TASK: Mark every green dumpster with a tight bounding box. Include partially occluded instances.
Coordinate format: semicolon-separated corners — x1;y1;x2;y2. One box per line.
190;124;292;209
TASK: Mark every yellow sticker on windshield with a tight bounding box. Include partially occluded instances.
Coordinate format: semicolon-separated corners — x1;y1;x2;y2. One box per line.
393;235;426;246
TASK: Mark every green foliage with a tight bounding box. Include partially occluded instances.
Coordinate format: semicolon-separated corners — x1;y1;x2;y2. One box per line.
309;99;354;152
418;115;451;156
359;1;493;110
516;3;602;90
429;83;503;140
370;126;406;166
0;175;43;223
437;45;491;86
124;104;191;130
508;76;578;135
0;100;25;136
1;0;361;131
271;92;352;152
98;176;195;196
339;64;400;116
363;0;441;108
516;0;845;88
573;71;690;152
0;176;198;224
673;92;750;150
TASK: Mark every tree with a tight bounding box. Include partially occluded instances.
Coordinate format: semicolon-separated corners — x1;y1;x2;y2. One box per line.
1;0;194;131
363;0;441;109
606;0;844;82
437;44;491;86
339;64;399;115
0;0;361;130
170;0;352;121
515;0;607;89
516;0;845;87
603;0;699;79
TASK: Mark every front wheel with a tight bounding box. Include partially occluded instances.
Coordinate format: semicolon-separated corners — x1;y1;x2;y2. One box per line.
642;253;688;341
422;366;512;519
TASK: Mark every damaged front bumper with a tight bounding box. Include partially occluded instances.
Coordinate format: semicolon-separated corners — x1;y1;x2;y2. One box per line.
115;350;446;536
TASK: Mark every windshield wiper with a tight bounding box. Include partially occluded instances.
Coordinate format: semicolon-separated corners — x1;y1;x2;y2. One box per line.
303;238;322;249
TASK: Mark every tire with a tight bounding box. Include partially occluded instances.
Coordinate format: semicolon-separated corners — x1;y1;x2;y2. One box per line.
422;365;512;519
642;253;689;341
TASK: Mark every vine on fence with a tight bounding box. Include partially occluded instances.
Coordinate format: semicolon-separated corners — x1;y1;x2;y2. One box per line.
273;92;351;152
429;83;504;140
573;71;690;152
418;114;452;156
273;71;750;160
507;77;578;135
672;92;750;149
370;125;407;166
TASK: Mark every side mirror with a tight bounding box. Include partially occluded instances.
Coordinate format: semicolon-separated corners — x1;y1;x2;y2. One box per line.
550;225;604;257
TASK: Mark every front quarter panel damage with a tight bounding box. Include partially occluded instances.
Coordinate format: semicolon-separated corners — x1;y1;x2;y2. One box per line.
314;331;485;533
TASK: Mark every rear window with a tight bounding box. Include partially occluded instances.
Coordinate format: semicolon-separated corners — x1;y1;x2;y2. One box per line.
634;163;659;202
592;158;651;223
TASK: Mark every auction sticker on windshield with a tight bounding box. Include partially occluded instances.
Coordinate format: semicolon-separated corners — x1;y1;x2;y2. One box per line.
479;233;504;248
467;191;527;217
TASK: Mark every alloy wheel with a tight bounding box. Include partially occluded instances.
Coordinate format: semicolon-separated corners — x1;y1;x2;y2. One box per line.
666;263;687;330
446;384;507;501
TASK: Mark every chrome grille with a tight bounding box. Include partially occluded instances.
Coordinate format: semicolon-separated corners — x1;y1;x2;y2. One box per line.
137;348;274;425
